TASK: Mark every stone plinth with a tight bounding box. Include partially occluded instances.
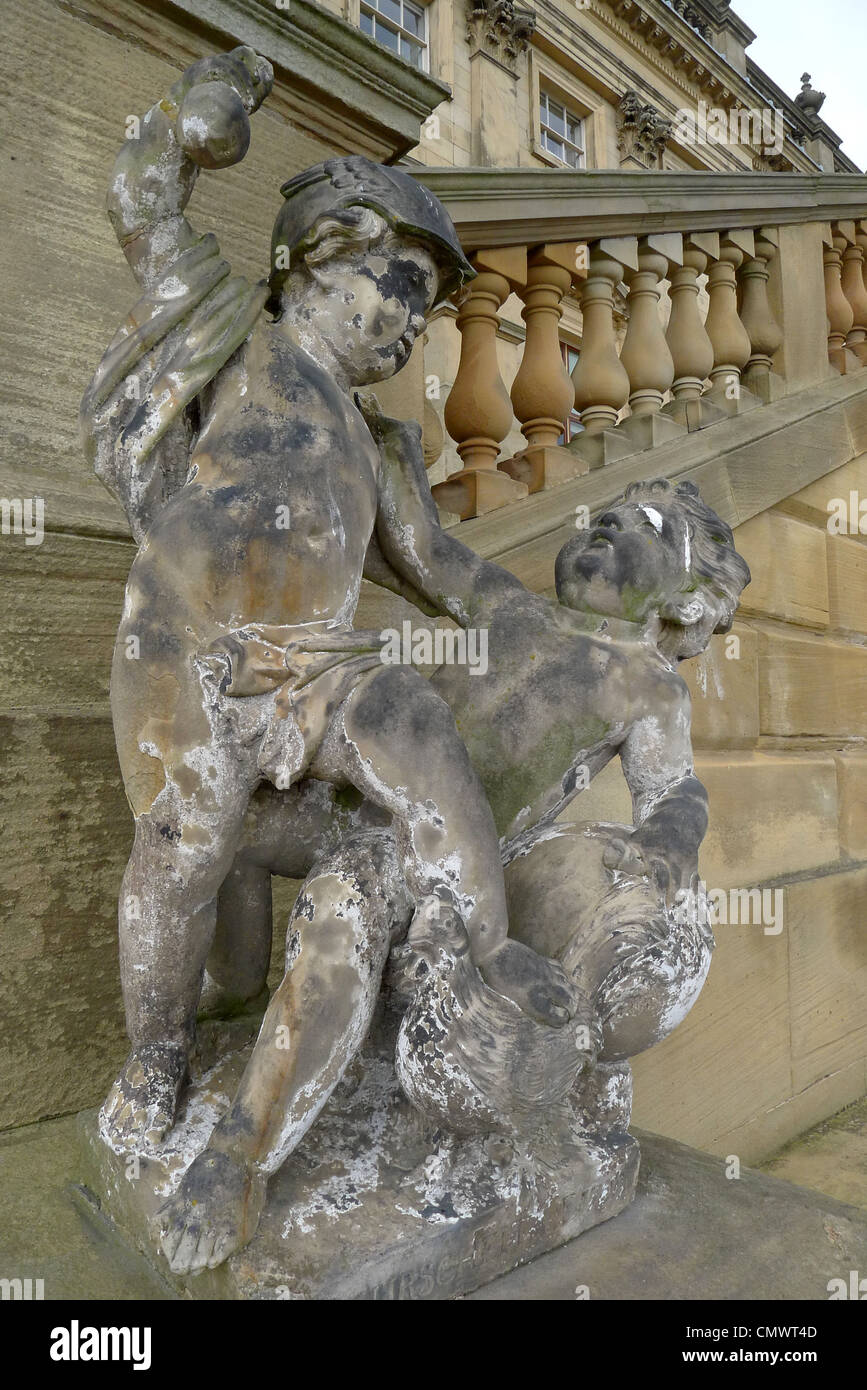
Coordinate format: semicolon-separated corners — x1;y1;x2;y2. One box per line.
78;1008;639;1300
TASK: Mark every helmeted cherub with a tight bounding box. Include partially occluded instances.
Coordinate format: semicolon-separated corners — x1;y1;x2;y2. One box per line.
81;46;576;1152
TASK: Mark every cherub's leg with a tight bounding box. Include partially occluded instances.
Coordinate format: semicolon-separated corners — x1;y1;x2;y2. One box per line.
202;778;391;1014
315;666;579;1026
317;666;509;956
201;857;273;1018
101;762;253;1150
156;829;410;1274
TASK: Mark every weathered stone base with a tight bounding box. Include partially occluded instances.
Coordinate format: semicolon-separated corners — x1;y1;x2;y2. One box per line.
78;1008;639;1300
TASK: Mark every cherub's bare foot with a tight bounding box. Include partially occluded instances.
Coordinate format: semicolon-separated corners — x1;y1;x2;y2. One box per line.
154;1149;267;1275
479;938;581;1028
99;1044;188;1150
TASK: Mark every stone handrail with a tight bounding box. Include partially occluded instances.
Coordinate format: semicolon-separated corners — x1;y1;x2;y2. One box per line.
411;168;867;519
413;170;867;247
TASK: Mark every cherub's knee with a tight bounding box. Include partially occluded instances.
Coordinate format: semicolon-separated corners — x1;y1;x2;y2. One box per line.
287;832;408;966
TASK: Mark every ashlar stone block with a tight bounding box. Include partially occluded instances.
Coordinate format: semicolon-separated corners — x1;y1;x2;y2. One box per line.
734;511;828;628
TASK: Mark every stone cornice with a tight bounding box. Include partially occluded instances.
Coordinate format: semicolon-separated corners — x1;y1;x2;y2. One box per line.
588;0;852;170
663;0;756;49
411;167;867;249
534;4;743;171
66;0;450;159
591;0;744;99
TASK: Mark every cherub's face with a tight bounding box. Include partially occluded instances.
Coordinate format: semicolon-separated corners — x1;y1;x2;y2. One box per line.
557;500;694;623
299;232;441;387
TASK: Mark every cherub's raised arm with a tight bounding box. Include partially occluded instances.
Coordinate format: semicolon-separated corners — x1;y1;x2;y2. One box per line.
107;46;273;289
358;395;526;627
82;48;273;541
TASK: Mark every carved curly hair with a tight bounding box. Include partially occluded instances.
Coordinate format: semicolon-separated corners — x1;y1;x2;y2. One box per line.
267;206;388;315
619;477;751;660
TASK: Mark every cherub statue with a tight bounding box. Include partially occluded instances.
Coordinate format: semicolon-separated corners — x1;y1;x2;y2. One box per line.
151;416;749;1272
81;47;576;1154
82;44;752;1286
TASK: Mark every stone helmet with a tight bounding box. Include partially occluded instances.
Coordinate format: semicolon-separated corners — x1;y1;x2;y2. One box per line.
269;155;475;306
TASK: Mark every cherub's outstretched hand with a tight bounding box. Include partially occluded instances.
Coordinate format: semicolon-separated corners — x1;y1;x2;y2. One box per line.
479;938;583;1029
602;832;687;908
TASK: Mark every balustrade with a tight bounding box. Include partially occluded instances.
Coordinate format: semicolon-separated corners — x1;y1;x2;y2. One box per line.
421;174;867;520
840;220;867;365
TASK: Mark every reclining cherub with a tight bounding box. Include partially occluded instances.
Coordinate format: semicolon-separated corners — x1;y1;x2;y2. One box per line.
370;412;751;896
82;47;575;1154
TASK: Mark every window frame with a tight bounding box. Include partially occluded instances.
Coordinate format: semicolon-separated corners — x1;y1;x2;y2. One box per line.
529;53;599;170
539;89;586;170
358;0;430;73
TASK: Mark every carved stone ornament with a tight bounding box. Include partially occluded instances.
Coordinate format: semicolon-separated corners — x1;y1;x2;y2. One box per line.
664;0;711;39
466;0;537;72
78;47;752;1297
617;89;674;167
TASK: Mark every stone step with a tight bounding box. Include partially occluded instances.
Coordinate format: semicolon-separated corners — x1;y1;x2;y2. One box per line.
468;1129;867;1300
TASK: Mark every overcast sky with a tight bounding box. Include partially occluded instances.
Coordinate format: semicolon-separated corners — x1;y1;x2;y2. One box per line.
735;0;866;170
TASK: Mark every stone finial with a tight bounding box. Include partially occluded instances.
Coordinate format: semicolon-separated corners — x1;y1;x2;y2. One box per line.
794;73;826;118
467;0;536;71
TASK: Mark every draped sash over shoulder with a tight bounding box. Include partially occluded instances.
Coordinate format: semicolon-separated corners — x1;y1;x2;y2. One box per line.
80;233;267;541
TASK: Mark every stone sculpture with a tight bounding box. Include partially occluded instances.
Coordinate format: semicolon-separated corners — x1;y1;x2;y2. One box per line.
81;47;750;1293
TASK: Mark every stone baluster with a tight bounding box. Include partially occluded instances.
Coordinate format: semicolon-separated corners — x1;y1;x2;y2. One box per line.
823;225;854;374
662;231;726;431
432;247;529;519
620;238;675;415
499;242;588;493
739;227;784;401
705;229;758;413
509;248;576;449
838;219;867;366
570;241;631;437
564;237;643;469
615;233;686;449
856;220;867;363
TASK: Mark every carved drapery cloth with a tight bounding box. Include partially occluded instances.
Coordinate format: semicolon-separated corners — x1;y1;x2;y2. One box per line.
80;234;266;542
